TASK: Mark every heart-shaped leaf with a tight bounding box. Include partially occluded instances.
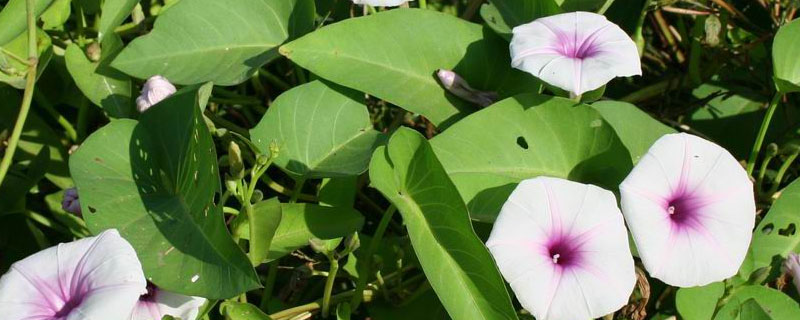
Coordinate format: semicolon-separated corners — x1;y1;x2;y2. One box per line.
714;286;800;320
369;127;518;320
773;18;800;93
70;83;260;299
65;35;134;118
744;178;800;277
280;8;540;127
250;80;384;179
430;93;631;221
591;100;675;164
112;0;315;85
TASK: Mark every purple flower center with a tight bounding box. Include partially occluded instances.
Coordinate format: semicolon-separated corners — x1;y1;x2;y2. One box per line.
665;193;706;231
546;236;582;268
140;282;159;302
53;295;84;318
540;20;609;60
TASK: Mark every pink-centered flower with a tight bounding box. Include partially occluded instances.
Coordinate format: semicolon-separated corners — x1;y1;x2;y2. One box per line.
510;11;641;97
129;283;206;320
487;177;635;320
620;133;755;287
136;75;176;113
351;0;412;6
0;229;147;320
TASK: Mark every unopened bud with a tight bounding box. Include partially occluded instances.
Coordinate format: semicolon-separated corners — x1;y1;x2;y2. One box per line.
224;177;238;194
136;75;177;113
256;154;270;166
437;69;498;107
251;190;264;203
766;143;779;157
228;141;244;179
61;188;82;216
269;141;280;159
86;43;102;62
341;233;360;255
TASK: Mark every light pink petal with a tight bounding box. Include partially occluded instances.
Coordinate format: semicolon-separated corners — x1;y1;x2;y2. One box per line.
487;177;635;320
620;133;756;287
510;11;641;96
0;229;146;320
130;288;206;320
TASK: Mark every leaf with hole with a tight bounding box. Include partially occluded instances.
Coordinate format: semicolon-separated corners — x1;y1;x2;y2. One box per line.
70;83;260;299
742;178;800;278
430;93;631;222
250;80;385;179
369;127;518;320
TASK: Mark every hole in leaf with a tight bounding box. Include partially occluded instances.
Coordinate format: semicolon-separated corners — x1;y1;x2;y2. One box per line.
516;137;529;150
779;223;796;237
762;223;774;235
88;206;97;214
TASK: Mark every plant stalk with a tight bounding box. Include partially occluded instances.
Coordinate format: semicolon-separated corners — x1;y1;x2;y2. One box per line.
746;93;783;176
321;255;340;317
350;205;397;309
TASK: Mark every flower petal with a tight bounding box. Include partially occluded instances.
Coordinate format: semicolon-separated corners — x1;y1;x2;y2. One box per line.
130;288;206;320
620;133;756;287
487;177;635;320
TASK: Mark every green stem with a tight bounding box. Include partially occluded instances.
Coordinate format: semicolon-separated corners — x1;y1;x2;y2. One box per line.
289;179;305;203
350;205;396;310
418;0;427;9
633;0;653;56
746;93;783;176
34;91;77;142
261;175;317;202
76;99;90;141
259;68;292;91
203;110;249;137
0;0;39;187
767;150;800;197
321;255;340;317
756;152;776;194
259;262;279;311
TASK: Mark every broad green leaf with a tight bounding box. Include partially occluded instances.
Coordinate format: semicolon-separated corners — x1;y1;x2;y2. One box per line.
0;0;55;45
369;127;518;320
319;177;357;207
65;36;134;118
430;93;631;221
592;100;675;164
40;0;71;30
0;84;71;188
220;301;273;320
745;178;800;277
280;9;540;127
773;18;800;93
250;80;384;179
236;203;364;261
738;299;773;320
676;282;725;320
368;288;448;320
70;83;260;299
0;28;53;89
248;198;282;266
480;0;561;39
112;0;315;85
98;0;139;41
714;286;800;320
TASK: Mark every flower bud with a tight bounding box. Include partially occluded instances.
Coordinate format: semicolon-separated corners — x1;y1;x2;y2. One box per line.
228;141;244;179
61;188;82;216
86;43;102;62
784;253;800;292
341;232;360;256
766;143;779;157
136;75;177;113
251;190;264;203
436;69;497;107
269;141;280;159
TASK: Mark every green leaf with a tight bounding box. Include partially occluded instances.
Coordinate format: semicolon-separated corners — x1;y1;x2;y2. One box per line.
676;282;725;320
40;0;72;30
714;286;800;320
368;288;449;320
557;0;612;12
336;302;351;320
280;9;540;127
745;178;800;277
220;301;273;320
0;147;50;214
738;299;773;320
248;198;282;266
319;177;357;207
250;80;385;179
591;100;675;164
480;0;561;39
0;0;55;45
773;18;800;93
429;93;631;222
112;0;315;85
0;28;53;89
369;127;518;320
98;0;139;41
65;36;134;118
70;83;260;299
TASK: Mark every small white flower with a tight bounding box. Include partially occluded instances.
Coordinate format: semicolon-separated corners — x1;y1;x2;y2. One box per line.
351;0;412;6
136;75;177;113
510;12;641;97
487;177;636;320
129;284;206;320
620;133;756;287
0;229;147;320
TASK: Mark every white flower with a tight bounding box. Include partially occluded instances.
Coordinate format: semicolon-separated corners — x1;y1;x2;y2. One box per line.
620;133;756;287
351;0;412;6
129;284;206;320
136;75;177;113
0;229;147;320
510;11;641;97
487;177;636;320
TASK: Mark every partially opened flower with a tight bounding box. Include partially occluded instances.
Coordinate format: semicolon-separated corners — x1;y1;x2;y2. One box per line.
130;283;206;320
351;0;412;6
510;11;641;97
136;75;176;113
0;229;146;320
487;177;635;320
620;133;755;287
437;69;498;107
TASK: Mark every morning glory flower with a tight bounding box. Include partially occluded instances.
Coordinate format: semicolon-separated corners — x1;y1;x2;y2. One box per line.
129;283;206;320
436;69;498;107
487;177;636;320
351;0;412;6
136;75;176;113
510;11;641;97
61;187;81;216
0;229;147;320
620;133;756;287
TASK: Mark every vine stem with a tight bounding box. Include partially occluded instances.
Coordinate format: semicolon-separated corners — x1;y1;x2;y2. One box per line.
419;0;427;9
321;254;340;317
0;0;39;186
350;205;396;309
746;93;783;176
